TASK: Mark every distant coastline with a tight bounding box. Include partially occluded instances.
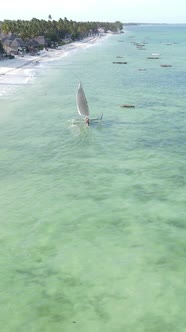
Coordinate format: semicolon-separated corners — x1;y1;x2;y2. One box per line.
0;34;109;96
0;17;124;96
124;22;186;26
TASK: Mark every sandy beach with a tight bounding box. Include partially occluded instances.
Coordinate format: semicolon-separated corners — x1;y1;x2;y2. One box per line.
0;35;104;96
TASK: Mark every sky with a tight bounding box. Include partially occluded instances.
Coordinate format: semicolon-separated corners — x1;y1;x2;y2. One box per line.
0;0;186;23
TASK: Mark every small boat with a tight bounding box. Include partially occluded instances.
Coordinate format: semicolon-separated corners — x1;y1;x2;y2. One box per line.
160;64;172;67
120;104;135;108
147;56;159;59
73;82;103;125
113;61;127;64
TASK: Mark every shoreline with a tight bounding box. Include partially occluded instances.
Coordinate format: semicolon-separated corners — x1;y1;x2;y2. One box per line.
0;35;107;96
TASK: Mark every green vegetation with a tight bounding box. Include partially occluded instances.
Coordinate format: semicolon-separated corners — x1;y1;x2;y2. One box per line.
0;17;123;43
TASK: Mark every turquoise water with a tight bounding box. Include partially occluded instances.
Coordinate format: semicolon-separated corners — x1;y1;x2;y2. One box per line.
0;25;186;331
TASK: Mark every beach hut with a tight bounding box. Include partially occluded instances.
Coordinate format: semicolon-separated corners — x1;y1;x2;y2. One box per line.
26;39;40;54
33;36;46;47
0;41;4;58
2;39;12;54
1;33;17;42
2;37;25;54
11;38;26;54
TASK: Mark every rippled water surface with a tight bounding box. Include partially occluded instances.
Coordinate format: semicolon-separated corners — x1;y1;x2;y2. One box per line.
0;25;186;331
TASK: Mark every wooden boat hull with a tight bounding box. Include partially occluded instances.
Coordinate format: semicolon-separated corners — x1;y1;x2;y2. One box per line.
72;114;103;125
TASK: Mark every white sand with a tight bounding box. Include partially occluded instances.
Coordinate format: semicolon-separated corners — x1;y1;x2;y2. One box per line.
0;35;106;96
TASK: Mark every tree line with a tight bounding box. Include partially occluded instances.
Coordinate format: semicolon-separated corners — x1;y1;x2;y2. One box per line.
0;17;123;42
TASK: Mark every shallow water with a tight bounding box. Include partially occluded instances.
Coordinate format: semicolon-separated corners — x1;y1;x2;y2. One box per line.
0;25;186;331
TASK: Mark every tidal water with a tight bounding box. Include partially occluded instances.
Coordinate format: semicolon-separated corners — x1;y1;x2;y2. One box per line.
0;25;186;332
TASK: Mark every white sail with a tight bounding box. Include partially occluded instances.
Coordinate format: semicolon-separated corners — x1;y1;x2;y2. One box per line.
76;82;90;117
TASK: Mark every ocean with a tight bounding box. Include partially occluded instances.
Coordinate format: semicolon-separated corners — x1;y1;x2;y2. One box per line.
0;24;186;331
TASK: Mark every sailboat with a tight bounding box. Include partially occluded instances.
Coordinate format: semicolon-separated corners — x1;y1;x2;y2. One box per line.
76;81;90;118
73;81;103;125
